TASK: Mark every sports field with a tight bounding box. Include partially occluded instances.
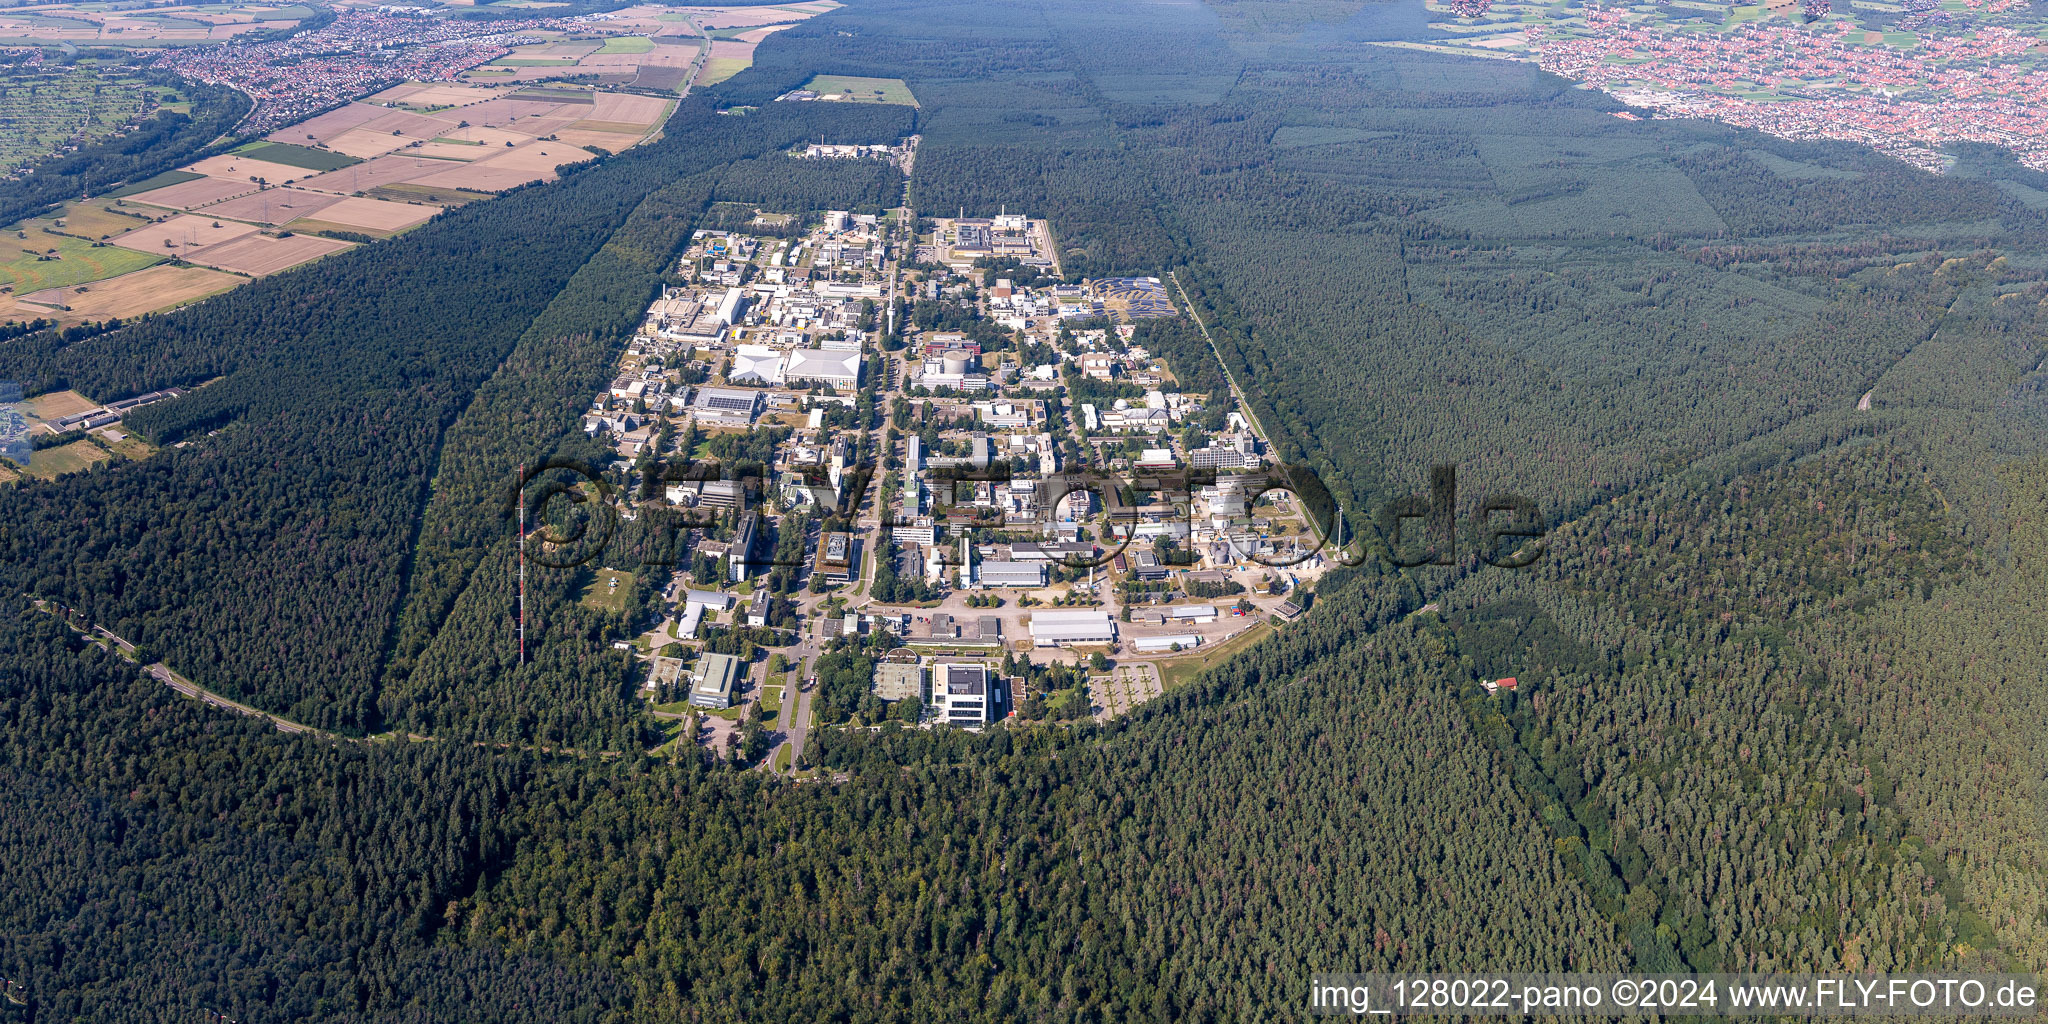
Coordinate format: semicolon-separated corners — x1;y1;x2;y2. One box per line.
0;236;162;293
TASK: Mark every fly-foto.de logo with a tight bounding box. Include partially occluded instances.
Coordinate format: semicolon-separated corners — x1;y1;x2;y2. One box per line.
503;457;1547;573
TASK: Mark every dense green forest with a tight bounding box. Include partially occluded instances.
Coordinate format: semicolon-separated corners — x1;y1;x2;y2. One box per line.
1;0;2046;1017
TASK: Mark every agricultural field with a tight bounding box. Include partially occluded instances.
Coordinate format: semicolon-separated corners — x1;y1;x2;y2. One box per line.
21;200;152;242
0;3;784;328
230;141;361;172
0;1;309;46
183;231;353;276
6;264;241;324
798;74;917;106
0;234;161;293
108;214;261;259
0;58;182;172
118;174;261;210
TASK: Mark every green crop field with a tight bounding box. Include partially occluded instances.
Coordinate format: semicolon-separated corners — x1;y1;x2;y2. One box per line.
232;141;361;172
597;35;654;53
368;183;491;205
0;234;161;293
800;75;918;106
104;169;204;198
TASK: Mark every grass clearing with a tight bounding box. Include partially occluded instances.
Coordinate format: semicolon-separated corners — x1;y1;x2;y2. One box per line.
700;57;750;86
580;568;635;613
94;431;155;461
0;235;162;293
1156;621;1273;691
26;438;111;480
800;75;918;106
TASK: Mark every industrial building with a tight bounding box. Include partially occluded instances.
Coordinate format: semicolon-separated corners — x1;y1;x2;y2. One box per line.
729;345;786;386
1133;634;1204;653
976;560;1046;588
786;348;863;390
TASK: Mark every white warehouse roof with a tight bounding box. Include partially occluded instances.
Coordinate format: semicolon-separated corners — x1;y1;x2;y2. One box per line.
786;348;862;386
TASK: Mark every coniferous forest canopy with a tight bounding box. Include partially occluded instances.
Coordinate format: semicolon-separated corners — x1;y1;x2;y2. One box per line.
2;0;2047;1019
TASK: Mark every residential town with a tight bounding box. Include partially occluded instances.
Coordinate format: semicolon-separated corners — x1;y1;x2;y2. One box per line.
1424;0;2048;172
572;188;1335;769
164;9;594;132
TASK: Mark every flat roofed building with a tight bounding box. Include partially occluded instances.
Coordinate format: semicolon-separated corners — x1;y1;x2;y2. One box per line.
1134;634;1203;653
1190;446;1257;470
815;530;858;584
1030;609;1117;647
932;662;992;725
689;652;743;708
692;387;761;425
1165;604;1218;623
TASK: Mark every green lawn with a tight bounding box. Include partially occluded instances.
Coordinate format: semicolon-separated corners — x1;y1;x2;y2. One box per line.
0;235;161;293
801;75;919;106
598;35;655;53
772;744;791;771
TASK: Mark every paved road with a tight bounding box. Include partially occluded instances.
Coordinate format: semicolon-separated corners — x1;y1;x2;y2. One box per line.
759;634;822;773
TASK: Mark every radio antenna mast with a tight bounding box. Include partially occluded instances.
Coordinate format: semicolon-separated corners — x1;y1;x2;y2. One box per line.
517;464;527;666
